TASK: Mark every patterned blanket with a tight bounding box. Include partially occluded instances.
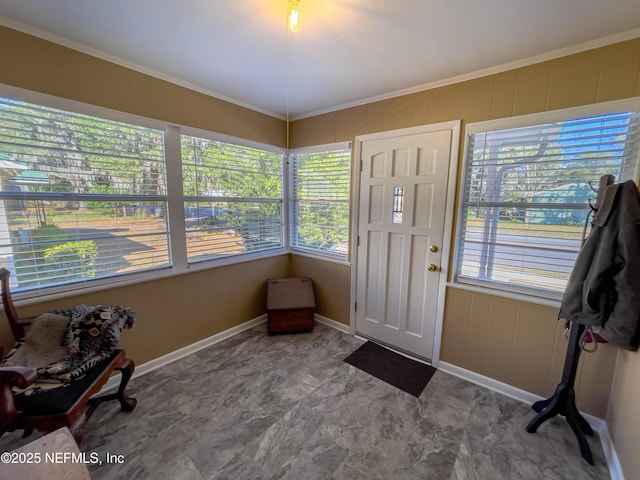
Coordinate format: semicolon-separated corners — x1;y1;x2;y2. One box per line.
3;304;135;388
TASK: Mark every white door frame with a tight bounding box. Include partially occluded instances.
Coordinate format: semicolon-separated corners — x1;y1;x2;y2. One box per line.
349;121;461;367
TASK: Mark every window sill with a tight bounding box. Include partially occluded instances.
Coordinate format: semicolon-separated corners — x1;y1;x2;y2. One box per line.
3;249;289;309
445;281;562;309
289;248;351;266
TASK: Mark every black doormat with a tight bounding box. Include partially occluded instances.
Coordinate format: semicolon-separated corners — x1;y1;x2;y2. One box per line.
344;341;436;398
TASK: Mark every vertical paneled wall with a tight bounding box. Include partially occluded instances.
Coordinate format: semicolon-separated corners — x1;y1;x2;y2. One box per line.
440;288;618;417
0;26;289;364
289;38;640;421
0;26;286;146
288;37;640;477
0;255;290;365
289;255;351;326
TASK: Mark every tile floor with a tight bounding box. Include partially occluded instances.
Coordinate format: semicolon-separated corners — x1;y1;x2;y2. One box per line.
0;322;611;479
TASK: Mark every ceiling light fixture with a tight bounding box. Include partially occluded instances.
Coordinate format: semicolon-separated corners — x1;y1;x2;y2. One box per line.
288;0;301;32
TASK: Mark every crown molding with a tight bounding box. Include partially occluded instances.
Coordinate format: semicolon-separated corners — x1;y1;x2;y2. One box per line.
2;16;638;123
291;27;640;121
0;16;286;120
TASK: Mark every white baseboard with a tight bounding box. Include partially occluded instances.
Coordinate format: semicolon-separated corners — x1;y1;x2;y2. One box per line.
598;422;624;480
105;313;348;392
99;318;623;480
438;361;623;480
314;313;350;334
102;314;267;391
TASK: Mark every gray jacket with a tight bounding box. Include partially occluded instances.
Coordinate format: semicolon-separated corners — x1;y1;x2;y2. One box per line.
559;180;640;351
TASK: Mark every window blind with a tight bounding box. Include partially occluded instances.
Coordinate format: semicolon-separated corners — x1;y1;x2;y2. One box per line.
455;111;640;299
290;147;351;257
0;96;169;291
181;135;283;262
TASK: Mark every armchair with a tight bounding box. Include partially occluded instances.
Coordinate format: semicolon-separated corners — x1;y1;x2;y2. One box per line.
0;268;137;445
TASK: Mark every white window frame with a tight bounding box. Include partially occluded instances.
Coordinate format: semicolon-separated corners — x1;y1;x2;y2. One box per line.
453;97;640;304
0;85;288;303
179;126;286;265
288;141;352;263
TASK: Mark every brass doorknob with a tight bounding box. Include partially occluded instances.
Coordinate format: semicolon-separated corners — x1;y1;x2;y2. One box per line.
427;263;438;272
429;245;439;253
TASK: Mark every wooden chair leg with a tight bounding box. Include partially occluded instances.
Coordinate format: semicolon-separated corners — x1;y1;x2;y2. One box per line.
91;358;137;411
70;412;87;446
117;358;137;411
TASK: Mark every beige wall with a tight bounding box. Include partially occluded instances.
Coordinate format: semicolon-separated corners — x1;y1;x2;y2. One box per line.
291;38;640;147
289;254;351;326
0;26;290;362
1;22;639;478
607;351;640;477
440;288;618;417
290;37;640;476
0;255;290;365
0;26;286;146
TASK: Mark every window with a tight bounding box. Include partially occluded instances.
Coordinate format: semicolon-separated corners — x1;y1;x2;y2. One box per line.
181;134;283;262
289;144;352;258
455;106;640;300
0;89;349;297
0;97;169;292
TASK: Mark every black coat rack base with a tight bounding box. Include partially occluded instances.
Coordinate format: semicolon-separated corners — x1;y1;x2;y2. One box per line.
525;174;614;466
525;323;594;465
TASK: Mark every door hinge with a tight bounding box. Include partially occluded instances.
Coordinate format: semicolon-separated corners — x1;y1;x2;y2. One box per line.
357;235;360;246
360;159;363;171
354;302;358;312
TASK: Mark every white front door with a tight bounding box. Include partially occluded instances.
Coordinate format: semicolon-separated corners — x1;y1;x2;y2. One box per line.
355;128;454;361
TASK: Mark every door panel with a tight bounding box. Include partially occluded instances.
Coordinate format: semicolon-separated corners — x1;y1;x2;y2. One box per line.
356;129;452;360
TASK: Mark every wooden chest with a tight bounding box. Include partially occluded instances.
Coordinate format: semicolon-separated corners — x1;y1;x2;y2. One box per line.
266;277;315;334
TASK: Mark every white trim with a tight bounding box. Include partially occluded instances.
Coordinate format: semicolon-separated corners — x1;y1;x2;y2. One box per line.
467;97;640;134
431;121;461;368
356;122;460;143
290;249;350;266
451;96;640;305
314;313;350;334
179;124;287;155
165;125;188;275
438;361;626;479
288;141;352;155
291;28;640;121
0;84;167;131
288;143;353;261
101;314;268;392
437;361;604;431
2;15;639;122
599;422;625;480
351;121;461;363
0;83;289;305
349;136;362;335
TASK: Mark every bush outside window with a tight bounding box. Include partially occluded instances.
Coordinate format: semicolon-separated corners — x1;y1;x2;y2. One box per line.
0;97;169;293
289;144;352;259
181;134;284;262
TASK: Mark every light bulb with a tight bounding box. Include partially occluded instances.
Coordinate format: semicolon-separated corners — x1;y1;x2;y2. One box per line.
288;3;301;32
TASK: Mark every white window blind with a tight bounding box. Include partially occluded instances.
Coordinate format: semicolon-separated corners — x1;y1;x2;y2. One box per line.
290;146;351;257
181;135;283;262
455;110;640;299
0;96;169;292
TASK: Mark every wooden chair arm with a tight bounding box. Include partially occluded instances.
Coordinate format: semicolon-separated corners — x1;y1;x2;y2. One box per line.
0;366;38;389
0;366;38;427
0;268;36;340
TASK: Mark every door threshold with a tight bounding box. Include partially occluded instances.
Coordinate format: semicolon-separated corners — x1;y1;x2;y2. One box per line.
354;334;433;366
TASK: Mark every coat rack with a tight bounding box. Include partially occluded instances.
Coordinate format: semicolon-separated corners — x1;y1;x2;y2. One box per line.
525;174;615;465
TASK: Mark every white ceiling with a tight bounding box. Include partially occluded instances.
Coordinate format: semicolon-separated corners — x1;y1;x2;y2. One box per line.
1;0;640;120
